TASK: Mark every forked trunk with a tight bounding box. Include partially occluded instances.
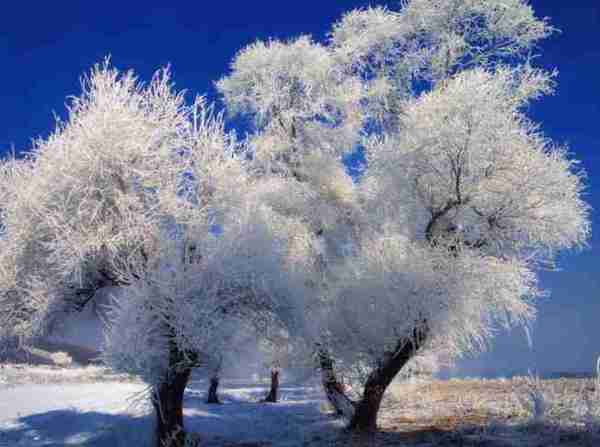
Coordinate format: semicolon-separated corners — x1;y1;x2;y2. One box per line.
348;369;390;431
262;369;280;403
206;376;221;404
349;327;427;431
317;348;355;417
152;344;192;447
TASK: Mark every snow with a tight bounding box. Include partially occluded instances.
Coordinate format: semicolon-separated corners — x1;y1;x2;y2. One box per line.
0;382;148;447
0;367;342;447
3;366;599;446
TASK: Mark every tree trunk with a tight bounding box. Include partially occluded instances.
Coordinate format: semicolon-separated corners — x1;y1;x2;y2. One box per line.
348;370;388;431
349;328;427;432
317;348;355;418
262;369;280;403
152;344;192;447
206;375;221;404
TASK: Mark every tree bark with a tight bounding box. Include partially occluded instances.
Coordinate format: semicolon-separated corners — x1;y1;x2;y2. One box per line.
152;345;192;447
262;369;280;403
206;375;221;404
349;327;427;431
317;348;355;417
348;370;388;431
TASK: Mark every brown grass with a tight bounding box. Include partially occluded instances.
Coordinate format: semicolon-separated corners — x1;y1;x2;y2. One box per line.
317;377;600;446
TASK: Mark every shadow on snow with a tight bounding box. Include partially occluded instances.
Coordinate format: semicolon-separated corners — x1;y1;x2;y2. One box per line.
0;382;339;447
3;387;598;447
0;409;151;447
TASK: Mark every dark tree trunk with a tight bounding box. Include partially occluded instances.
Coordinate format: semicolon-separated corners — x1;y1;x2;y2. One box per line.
317;348;355;417
206;376;221;404
348;371;388;431
262;369;280;403
349;327;427;432
152;345;192;447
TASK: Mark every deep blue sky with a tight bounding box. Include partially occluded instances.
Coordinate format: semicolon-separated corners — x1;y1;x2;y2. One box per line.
1;1;599;375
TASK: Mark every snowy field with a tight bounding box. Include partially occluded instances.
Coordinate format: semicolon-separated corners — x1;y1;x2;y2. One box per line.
0;366;344;447
1;365;600;446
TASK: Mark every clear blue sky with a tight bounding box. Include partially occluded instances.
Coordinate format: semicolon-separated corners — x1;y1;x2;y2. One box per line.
1;1;598;375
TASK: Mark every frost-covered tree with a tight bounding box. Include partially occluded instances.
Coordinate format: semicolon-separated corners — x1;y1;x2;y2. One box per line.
1;0;591;440
218;0;590;432
217;36;364;177
330;0;554;130
0;61;310;446
0;62;203;446
104;204;310;445
204;326;260;405
330;2;587;431
217;34;369;410
0;62;183;444
0;61;190;345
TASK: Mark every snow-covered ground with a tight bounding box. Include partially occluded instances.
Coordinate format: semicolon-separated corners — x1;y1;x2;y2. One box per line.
2;365;600;446
0;382;147;447
0;366;343;447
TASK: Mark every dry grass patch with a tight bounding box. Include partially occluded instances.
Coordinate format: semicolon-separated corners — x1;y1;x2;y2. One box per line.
323;377;600;446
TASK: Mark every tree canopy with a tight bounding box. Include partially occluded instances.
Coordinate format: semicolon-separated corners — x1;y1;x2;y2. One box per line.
0;0;590;442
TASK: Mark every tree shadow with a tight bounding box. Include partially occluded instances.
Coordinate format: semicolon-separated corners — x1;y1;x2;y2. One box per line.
0;383;334;447
182;382;336;445
0;409;152;447
4;380;600;447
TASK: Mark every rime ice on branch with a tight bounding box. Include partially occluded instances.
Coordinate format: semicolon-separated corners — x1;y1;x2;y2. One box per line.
0;0;591;440
0;61;311;447
218;0;590;431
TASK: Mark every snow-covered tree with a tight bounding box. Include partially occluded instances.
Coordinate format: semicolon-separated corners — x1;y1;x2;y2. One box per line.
217;33;372;412
0;61;190;345
218;0;590;432
1;0;591;440
0;61;201;446
217;36;364;177
203;324;262;405
330;2;587;431
104;202;310;445
330;0;554;130
0;61;311;446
